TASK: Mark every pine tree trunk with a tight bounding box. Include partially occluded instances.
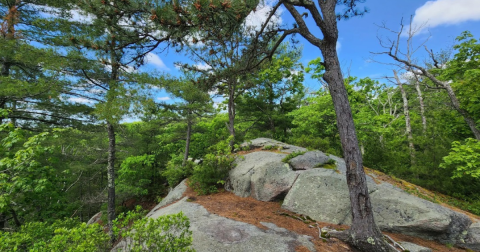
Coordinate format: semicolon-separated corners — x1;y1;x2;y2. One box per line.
183;117;192;166
227;79;236;149
394;70;416;166
106;122;116;244
414;80;427;135
320;41;391;251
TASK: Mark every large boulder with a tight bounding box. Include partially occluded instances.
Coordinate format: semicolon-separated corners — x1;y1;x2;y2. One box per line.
281;168;472;245
229;138;479;248
147;197;316;252
227;151;298;201
281;168;377;225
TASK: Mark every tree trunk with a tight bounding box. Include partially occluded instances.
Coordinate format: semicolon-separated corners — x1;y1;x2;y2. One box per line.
320;42;391;252
394;70;416;166
183;117;192;166
414;80;427;135
227;79;236;149
106;122;116;244
281;1;392;250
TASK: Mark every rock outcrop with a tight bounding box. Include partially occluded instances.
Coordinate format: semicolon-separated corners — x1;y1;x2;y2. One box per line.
228;151;298;201
147;197;316;252
228;138;480;250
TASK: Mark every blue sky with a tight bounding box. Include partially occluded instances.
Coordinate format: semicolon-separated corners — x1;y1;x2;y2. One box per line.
141;0;480;101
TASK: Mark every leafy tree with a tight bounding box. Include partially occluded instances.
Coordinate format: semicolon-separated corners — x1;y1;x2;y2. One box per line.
0;124;66;227
378;21;480;140
162;77;213;166
177;1;282;149
237;46;305;142
58;0;170;243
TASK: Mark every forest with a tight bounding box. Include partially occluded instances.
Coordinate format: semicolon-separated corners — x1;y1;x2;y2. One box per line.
1;0;480;251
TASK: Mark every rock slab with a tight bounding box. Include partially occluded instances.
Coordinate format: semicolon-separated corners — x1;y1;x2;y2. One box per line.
147;179;187;216
227;151;298;201
148;198;316;252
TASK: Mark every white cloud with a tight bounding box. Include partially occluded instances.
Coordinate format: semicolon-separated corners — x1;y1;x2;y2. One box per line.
145;53;170;70
244;2;282;31
411;0;480;34
157;96;171;101
336;41;341;52
195;62;212;71
69;9;95;24
68;97;94;104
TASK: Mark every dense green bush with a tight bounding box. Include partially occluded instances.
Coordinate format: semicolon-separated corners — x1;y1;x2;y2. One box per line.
441;138;480;179
0;219;109;252
163;154;195;188
113;206;194;252
188;137;236;195
0;206;195;252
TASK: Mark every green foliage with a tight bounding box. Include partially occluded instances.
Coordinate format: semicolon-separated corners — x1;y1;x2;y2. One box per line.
318;159;338;169
163;154;195;188
117;154;160;197
441;138;480;179
0;125;68;223
0;219;109;252
263;145;277;150
305;57;325;80
188;137;236;195
113;206;194;252
282;151;306;163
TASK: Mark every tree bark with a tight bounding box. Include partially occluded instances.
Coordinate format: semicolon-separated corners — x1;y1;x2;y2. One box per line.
321;43;391;252
183;116;192;166
414;80;427;135
106;122;116;244
227;78;236;149
394;70;416;166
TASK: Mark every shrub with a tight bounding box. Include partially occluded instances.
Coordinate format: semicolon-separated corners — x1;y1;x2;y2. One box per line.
0;219;109;252
188;137;236;195
113;206;194;252
440;138;480;179
163;154;195;188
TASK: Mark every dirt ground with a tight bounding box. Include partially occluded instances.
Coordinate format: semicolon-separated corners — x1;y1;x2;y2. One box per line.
144;182;472;252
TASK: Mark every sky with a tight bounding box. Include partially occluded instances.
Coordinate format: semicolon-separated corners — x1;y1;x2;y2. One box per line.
143;0;480;101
